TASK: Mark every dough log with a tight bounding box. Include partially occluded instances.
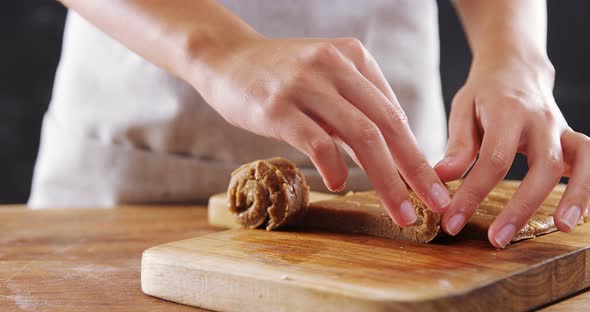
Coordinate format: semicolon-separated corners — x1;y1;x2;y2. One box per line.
306;191;441;243
226;157;440;243
226;158;576;245
228;157;310;230
309;181;571;244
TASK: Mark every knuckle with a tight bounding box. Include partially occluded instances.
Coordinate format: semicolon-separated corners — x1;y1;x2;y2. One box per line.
452;138;478;157
543;152;564;175
488;148;512;172
343;37;363;48
266;79;309;118
308;138;335;160
307;43;340;67
339;37;365;55
406;158;431;178
540;108;557;124
354;118;382;144
460;186;485;209
574;182;590;196
338;37;371;69
264;92;290;119
512;196;538;216
530;108;558;129
502;95;526;111
501;91;554;123
502;94;538;118
382;177;406;197
566;131;590;155
288;66;311;86
381;106;409;135
282;72;310;99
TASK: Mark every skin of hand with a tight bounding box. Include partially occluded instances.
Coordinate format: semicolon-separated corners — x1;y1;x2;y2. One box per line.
436;0;590;248
196;36;454;226
57;0;452;226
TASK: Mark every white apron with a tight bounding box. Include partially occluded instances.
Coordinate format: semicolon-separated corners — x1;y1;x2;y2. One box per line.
29;0;447;208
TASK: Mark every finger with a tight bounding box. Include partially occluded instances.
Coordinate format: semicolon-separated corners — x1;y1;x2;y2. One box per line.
442;122;521;236
333;38;436;183
313;118;365;171
331;38;437;191
278;110;348;192
554;130;590;232
329;49;451;214
332;137;363;170
331;38;397;102
434;88;480;182
328;39;398;170
488;132;564;248
301;93;416;226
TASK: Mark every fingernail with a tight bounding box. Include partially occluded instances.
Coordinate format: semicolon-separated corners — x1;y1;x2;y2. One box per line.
324;177;346;192
584;206;588;218
445;213;466;236
333;182;346;192
399;200;417;225
561;205;582;230
494;224;516;249
431;183;451;210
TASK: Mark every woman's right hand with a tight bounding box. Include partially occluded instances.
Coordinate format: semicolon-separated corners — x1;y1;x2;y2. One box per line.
189;36;451;226
56;0;449;227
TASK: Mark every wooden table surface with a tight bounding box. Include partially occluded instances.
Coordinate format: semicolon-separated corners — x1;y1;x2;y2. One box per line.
0;205;587;311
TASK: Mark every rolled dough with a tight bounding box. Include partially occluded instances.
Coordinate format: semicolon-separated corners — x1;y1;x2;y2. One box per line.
224;159;575;245
227;157;310;230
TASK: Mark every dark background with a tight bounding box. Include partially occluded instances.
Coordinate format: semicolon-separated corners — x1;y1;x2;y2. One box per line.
1;1;589;204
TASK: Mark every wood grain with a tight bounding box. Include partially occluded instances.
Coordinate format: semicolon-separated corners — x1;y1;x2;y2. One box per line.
142;223;590;311
1;205;588;311
0;205;217;312
541;290;590;311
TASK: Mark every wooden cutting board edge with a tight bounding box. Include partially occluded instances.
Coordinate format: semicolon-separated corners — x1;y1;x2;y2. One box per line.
144;182;589;311
445;245;590;310
141;226;590;311
141;241;399;307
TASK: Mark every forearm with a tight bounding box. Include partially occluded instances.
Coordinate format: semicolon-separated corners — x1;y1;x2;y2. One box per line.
453;0;551;69
58;0;261;86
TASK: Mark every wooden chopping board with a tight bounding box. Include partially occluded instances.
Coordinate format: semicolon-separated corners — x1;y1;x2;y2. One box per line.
142;193;590;311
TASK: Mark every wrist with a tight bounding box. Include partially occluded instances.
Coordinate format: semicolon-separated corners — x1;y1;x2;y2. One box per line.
181;27;263;99
471;48;555;83
165;5;263;90
184;26;261;66
471;41;554;76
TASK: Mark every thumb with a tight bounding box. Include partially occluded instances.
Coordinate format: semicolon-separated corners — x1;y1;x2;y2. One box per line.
435;88;480;182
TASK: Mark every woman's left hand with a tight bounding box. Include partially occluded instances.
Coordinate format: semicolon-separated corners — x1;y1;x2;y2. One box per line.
434;57;590;248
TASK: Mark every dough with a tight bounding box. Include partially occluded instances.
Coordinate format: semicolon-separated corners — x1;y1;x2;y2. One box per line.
226;158;574;244
308;181;569;243
228;157;310;230
305;191;440;243
449;181;567;241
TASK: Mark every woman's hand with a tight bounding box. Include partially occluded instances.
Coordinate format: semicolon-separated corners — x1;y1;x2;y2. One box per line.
55;0;450;226
435;57;590;248
191;37;451;226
